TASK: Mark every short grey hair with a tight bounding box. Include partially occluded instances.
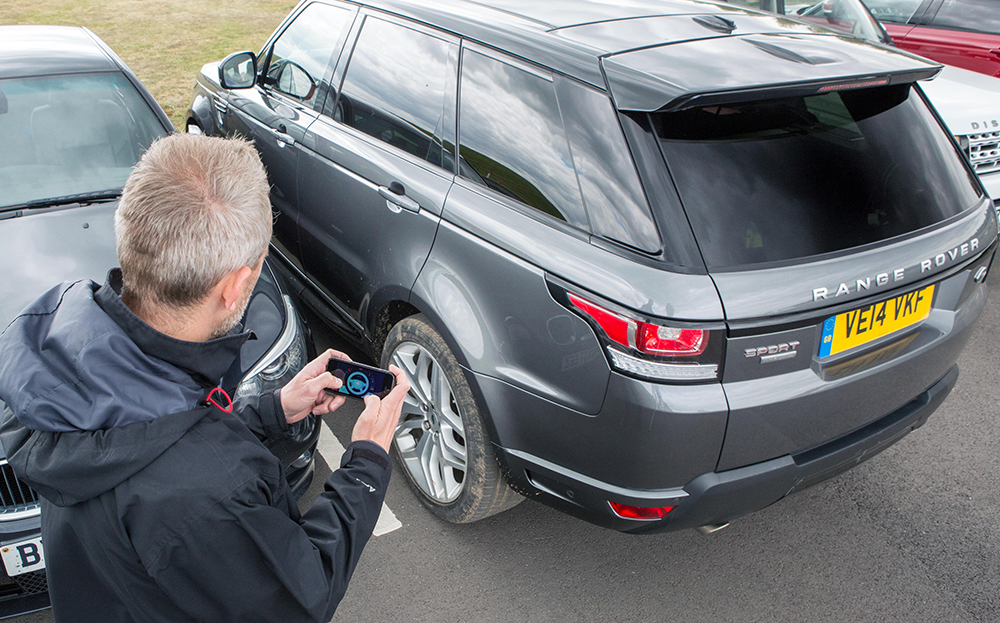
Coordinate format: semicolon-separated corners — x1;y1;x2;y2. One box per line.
115;134;271;309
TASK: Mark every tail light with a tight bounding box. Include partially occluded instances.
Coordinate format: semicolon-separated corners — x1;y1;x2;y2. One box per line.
563;291;723;383
637;323;706;356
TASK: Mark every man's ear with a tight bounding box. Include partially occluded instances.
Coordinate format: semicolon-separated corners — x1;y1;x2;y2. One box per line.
219;265;256;312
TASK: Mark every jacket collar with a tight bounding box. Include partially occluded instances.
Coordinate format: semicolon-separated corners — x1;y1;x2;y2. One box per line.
94;269;251;388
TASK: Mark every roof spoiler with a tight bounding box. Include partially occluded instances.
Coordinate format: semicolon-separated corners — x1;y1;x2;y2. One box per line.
604;33;943;113
657;68;941;112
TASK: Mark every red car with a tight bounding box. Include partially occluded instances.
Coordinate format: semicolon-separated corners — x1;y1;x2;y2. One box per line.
865;0;1000;77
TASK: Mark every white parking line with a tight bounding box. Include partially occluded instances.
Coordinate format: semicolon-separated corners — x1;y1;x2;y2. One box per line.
317;419;402;536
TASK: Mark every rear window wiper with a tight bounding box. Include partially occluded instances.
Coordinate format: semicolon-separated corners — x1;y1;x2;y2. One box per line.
0;190;122;214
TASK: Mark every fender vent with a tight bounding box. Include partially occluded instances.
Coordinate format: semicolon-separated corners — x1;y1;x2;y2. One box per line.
213;95;228;116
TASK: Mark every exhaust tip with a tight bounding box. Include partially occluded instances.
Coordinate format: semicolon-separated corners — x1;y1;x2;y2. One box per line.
694;522;729;535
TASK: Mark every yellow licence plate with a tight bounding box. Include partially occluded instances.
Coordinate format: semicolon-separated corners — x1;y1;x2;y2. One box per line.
818;285;935;358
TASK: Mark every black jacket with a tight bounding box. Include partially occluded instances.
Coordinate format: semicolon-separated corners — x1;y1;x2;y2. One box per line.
0;274;391;622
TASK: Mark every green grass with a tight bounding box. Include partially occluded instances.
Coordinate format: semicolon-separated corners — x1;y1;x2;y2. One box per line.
8;0;299;130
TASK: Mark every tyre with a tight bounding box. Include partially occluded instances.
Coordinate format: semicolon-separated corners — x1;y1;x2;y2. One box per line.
382;314;523;522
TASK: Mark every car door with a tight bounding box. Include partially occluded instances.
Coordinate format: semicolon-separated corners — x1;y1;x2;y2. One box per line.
296;12;458;331
902;0;1000;77
225;1;357;258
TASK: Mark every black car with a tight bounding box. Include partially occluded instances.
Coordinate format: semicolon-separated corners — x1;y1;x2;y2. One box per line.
189;0;996;533
0;25;319;617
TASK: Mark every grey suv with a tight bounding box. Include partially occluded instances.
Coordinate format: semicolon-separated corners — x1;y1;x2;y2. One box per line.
188;0;997;533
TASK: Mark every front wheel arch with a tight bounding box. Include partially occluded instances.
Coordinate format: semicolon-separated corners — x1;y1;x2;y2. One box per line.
382;314;523;523
374;293;505;450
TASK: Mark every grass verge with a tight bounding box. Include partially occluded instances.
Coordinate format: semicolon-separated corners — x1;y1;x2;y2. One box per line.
8;0;298;129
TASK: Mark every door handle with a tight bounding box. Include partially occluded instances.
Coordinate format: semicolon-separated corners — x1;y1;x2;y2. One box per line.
991;48;1000;58
271;124;295;146
377;182;420;213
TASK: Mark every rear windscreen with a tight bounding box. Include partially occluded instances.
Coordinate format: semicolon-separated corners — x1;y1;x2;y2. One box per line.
653;84;983;269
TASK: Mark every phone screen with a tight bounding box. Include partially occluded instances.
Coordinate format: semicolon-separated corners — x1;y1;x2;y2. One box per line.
326;359;395;399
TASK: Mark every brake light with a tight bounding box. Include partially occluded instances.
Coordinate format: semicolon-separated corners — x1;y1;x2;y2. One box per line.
609;501;675;520
567;293;632;349
817;78;889;93
568;293;707;356
566;292;721;382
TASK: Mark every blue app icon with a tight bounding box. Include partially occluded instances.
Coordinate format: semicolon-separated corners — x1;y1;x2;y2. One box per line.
345;371;371;396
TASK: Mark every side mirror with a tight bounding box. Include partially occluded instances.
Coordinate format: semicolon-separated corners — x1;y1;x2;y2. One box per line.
219;51;257;90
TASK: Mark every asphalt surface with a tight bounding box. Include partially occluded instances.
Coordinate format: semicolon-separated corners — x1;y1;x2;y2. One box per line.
11;294;1000;623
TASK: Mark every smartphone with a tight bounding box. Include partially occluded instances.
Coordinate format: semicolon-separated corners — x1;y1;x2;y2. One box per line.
325;358;395;400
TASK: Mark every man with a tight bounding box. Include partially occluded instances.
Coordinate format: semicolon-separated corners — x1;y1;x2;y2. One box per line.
0;134;409;622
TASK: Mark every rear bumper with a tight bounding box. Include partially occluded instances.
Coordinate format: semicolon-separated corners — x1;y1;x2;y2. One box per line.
498;365;957;533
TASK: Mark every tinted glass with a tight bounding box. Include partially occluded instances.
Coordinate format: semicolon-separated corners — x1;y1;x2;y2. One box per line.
860;0;923;24
555;77;659;252
754;0;889;42
653;85;982;268
267;2;353;105
335;17;456;170
929;0;1000;34
0;73;167;210
458;50;587;229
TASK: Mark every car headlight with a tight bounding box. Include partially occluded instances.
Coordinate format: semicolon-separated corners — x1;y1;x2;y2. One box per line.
234;295;307;406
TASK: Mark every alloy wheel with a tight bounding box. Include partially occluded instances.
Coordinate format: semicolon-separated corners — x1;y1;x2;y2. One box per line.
390;342;467;503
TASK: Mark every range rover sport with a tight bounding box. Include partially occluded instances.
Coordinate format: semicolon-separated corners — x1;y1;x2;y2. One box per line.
188;0;997;533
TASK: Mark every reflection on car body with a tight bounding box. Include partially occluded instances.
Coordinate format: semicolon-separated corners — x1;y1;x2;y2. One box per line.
267;58;318;101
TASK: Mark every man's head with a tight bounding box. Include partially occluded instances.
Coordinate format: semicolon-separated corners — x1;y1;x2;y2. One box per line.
115;134;271;339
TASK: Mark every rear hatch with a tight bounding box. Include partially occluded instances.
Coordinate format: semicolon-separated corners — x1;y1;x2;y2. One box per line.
605;31;998;470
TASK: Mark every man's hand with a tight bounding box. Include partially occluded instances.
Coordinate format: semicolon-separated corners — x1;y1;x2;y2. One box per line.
352;365;410;452
280;349;350;424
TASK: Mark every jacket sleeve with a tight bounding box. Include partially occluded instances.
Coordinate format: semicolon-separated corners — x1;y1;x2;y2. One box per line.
146;440;392;623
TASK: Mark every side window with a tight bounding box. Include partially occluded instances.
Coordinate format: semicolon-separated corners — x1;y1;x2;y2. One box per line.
862;0;923;25
780;0;887;42
265;2;354;106
554;77;660;253
333;17;457;170
457;50;588;229
928;0;1000;34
